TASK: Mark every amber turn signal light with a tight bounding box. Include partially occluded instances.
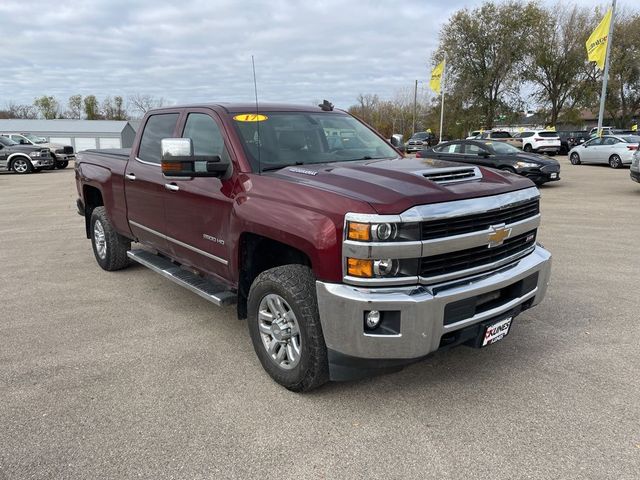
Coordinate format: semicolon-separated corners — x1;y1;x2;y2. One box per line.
162;161;185;174
347;258;373;278
347;222;371;241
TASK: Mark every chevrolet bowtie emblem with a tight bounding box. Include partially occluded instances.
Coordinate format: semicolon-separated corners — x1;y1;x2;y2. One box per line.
488;224;512;247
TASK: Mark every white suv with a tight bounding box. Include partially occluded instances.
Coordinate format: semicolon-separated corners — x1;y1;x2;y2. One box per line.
514;130;561;155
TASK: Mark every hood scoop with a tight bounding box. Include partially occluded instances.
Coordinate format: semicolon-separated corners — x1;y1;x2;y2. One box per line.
418;166;482;185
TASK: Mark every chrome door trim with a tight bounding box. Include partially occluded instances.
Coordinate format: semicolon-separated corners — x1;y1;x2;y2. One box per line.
128;220;228;265
135;156;159;167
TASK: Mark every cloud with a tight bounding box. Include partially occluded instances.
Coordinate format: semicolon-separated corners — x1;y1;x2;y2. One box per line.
0;0;629;110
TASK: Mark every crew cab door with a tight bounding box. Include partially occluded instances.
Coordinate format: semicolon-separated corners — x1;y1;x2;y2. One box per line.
124;111;180;254
162;110;235;281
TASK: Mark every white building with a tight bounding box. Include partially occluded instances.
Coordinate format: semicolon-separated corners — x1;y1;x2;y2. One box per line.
0;119;137;151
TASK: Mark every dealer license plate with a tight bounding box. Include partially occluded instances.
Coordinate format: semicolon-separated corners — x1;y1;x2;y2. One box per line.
550;173;558;179
482;317;512;347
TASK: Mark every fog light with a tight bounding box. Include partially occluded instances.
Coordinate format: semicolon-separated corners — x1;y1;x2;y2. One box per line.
373;259;398;276
365;310;381;329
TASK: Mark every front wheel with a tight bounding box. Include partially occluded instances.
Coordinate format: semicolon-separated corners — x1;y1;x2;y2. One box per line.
11;157;32;174
247;264;329;392
55;160;69;169
523;144;533;153
609;154;623;169
90;206;131;271
570;153;581;165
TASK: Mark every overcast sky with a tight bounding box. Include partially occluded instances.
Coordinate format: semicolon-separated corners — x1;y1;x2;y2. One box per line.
0;0;629;111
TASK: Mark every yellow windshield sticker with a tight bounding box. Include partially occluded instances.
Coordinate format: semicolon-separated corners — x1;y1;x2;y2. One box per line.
233;113;268;122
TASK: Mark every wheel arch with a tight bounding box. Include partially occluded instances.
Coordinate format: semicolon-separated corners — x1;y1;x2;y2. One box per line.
83;185;104;238
236;233;312;319
7;152;33;168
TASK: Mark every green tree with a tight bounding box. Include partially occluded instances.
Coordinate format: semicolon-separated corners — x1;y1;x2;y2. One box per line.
33;95;60;119
83;95;101;120
66;95;83;119
524;4;595;126
102;95;128;120
436;1;542;129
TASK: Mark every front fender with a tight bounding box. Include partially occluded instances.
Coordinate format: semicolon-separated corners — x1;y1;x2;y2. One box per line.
229;196;343;283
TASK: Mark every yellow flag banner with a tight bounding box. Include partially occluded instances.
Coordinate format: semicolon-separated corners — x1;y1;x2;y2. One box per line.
429;60;445;94
586;9;612;70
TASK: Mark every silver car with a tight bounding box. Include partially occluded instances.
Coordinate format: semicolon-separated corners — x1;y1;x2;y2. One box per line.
568;135;640;168
631;149;640;183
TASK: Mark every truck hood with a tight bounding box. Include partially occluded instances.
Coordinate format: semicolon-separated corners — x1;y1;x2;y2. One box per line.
264;157;535;215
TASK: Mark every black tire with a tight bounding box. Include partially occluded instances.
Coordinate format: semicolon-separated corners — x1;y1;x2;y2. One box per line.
609;154;623;169
55;160;69;169
247;265;329;392
548;152;556;157
11;156;32;174
90;206;131;271
523;144;533;153
570;152;581;165
500;166;517;174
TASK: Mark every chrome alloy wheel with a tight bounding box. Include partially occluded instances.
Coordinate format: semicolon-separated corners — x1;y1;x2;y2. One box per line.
13;158;29;173
258;294;301;370
93;219;107;259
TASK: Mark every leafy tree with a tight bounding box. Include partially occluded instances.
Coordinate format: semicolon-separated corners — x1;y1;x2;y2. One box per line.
524;4;595;125
605;11;640;128
102;95;128;120
83;95;101;120
436;1;542;128
33;96;60;119
66;95;83;119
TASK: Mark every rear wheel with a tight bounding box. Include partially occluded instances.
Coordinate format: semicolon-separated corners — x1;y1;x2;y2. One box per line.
90;206;131;271
570;153;581;165
11;157;32;174
609;154;623;169
247;264;329;392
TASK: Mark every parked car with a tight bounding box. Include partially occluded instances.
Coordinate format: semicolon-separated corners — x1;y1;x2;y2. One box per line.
478;130;522;149
557;130;589;154
74;102;551;391
1;133;75;169
405;131;435;152
466;130;482;139
631;148;640;183
568;135;640;168
417;139;560;185
0;135;54;173
513;130;561;155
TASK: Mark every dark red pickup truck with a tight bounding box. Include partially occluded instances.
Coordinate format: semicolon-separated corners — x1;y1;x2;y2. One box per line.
75;102;551;391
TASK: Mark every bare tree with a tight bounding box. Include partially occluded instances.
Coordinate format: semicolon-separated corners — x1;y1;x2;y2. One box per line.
128;94;164;118
64;95;83;119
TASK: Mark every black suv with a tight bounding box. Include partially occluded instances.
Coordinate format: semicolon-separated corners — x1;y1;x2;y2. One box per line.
558;130;589;154
0;136;54;174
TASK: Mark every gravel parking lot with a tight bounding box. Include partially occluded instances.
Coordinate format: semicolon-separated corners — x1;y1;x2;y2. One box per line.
1;159;639;479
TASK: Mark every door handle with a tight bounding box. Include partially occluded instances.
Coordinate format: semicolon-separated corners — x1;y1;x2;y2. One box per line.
164;183;180;192
125;173;136;181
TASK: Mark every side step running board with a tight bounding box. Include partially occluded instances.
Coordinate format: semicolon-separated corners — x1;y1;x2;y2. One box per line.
127;249;236;306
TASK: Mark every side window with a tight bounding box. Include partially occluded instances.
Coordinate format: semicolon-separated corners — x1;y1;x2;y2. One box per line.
603;137;618;145
138;113;179;164
465;144;487;155
521;132;534;138
446;143;464;154
587;138;602;146
182;113;229;161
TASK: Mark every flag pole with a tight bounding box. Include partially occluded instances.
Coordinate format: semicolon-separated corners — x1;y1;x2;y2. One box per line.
438;55;446;144
597;0;616;135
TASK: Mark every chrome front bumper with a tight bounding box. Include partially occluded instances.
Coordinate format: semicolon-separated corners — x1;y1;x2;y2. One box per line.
316;245;551;364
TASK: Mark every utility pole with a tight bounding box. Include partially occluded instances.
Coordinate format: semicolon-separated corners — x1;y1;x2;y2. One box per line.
597;0;616;135
412;79;418;135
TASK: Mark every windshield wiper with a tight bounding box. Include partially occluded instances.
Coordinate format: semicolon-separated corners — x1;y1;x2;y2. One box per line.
261;161;304;172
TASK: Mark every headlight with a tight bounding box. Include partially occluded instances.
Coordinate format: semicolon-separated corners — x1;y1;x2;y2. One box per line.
515;161;539;169
346;221;419;242
29;151;41;158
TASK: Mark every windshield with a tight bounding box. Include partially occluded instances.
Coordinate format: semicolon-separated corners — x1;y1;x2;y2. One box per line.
0;136;18;146
231;111;398;172
486;141;521;154
22;133;45;143
538;132;559;138
490;131;510;138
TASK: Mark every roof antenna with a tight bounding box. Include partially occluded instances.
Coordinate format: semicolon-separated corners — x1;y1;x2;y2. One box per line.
252;55;261;174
